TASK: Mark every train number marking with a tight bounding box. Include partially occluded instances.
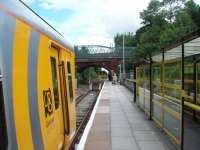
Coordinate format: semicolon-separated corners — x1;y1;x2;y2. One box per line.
43;88;53;118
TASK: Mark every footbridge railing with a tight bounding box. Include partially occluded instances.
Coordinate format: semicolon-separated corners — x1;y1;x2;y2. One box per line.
75;45;135;59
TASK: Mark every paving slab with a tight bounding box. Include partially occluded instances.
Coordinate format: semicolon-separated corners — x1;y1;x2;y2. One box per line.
112;137;138;150
134;131;159;141
84;82;176;150
111;127;132;137
138;141;165;150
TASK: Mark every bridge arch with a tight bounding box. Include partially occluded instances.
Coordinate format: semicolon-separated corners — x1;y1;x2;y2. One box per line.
76;58;122;74
78;64;111;74
75;45;135;75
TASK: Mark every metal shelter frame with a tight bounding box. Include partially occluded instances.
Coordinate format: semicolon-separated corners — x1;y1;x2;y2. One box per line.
132;29;200;150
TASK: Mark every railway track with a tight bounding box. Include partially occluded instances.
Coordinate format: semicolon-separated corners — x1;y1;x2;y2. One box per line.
76;91;99;129
69;82;103;150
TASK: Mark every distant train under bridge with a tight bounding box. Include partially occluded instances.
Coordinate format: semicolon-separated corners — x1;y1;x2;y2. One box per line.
75;45;135;73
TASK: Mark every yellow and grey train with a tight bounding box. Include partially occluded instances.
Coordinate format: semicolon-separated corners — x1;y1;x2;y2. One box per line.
0;0;76;150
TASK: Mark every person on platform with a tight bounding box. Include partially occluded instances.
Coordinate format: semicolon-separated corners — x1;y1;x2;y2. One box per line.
112;73;117;84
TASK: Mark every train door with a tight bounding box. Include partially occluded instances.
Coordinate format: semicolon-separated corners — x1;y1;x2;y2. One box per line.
58;53;70;136
49;47;65;149
58;50;76;140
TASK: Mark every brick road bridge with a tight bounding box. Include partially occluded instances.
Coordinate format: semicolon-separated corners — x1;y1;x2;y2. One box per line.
75;45;135;73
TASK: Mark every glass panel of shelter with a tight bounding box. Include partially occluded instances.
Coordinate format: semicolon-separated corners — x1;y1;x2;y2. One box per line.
150;45;182;145
152;54;163;125
184;37;200;103
183;36;200;150
136;66;145;110
163;45;182;144
136;35;200;150
144;65;150;115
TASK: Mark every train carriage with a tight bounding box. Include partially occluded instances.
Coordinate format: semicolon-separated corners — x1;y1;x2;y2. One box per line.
0;0;76;150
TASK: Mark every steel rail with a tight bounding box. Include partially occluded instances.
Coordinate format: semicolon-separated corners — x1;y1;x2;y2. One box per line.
68;84;102;150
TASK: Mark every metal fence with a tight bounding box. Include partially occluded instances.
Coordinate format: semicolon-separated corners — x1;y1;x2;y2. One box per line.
123;29;200;150
75;45;135;59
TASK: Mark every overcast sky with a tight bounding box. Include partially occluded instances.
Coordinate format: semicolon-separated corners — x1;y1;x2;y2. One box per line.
23;0;200;46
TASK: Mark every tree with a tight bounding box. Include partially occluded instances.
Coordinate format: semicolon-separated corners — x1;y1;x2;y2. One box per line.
135;0;198;57
184;0;200;26
113;0;200;64
162;0;186;22
114;33;137;71
160;10;197;46
78;67;99;84
114;32;137;47
136;0;168;58
140;0;163;25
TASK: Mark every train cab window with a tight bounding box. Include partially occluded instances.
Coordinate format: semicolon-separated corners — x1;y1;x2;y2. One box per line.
50;57;59;109
67;61;73;101
0;74;8;149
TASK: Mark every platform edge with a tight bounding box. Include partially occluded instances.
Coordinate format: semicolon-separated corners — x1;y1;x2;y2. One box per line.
76;82;105;150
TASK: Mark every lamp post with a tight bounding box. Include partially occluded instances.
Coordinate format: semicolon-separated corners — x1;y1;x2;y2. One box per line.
123;34;125;79
119;64;122;81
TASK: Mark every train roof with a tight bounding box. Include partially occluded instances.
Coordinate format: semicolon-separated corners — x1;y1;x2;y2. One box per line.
0;0;74;51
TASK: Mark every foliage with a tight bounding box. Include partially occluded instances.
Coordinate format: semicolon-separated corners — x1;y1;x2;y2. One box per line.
77;67;100;84
140;0;163;25
184;0;200;26
114;32;137;47
114;0;200;64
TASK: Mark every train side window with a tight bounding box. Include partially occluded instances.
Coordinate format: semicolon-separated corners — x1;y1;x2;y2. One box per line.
0;77;8;149
67;61;73;101
50;57;59;109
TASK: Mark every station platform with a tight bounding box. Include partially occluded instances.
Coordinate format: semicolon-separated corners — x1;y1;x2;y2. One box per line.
83;82;176;150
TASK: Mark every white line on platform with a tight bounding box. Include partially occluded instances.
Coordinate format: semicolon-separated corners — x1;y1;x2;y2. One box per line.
76;82;105;150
